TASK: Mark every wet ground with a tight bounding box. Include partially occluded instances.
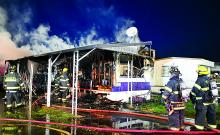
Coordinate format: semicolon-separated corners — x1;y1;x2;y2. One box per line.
0;92;218;135
0;123;71;135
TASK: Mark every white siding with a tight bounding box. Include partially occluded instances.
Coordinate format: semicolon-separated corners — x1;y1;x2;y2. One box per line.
152;57;214;93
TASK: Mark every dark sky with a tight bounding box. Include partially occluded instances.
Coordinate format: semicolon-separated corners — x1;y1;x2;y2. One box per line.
1;0;220;61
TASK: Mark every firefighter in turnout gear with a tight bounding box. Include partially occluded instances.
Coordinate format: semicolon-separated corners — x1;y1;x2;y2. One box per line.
3;65;22;108
54;68;62;86
55;67;70;102
162;66;185;131
190;65;217;130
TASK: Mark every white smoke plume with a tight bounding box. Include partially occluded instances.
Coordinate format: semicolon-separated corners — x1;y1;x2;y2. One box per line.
21;25;109;55
78;28;108;46
0;7;31;65
21;25;74;55
0;6;7;32
1;3;140;64
0;5;111;57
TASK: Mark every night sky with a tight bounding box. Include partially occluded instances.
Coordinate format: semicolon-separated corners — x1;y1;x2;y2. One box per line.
0;0;220;61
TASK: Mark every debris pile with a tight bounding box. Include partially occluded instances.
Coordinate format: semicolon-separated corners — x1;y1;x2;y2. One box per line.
78;92;122;110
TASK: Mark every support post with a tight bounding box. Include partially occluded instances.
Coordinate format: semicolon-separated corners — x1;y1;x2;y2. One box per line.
17;63;20;74
130;55;133;107
127;60;130;104
72;53;75;114
72;49;94;116
45;114;50;135
47;57;52;107
28;62;33;117
28;62;33;135
72;51;79;116
75;52;79;116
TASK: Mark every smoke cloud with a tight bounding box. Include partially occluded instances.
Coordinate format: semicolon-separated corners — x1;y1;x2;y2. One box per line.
78;28;108;46
0;7;31;65
21;25;74;55
0;1;141;66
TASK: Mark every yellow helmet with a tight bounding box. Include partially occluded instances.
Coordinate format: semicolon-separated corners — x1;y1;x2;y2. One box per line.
9;65;16;72
197;65;209;75
63;67;68;73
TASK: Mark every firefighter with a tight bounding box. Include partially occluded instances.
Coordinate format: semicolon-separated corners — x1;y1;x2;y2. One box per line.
52;68;62;101
54;68;62;86
190;65;217;130
55;67;70;102
161;66;185;131
211;72;219;105
3;65;22;109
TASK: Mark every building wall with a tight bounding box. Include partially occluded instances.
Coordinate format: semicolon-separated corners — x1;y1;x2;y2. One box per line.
151;57;214;93
211;62;220;73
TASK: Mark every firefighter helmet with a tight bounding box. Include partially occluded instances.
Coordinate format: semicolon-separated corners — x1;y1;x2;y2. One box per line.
214;72;219;76
9;65;16;72
197;65;209;75
169;66;181;75
63;67;68;73
212;72;219;79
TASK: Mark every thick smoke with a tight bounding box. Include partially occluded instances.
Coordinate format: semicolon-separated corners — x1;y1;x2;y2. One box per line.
0;2;141;65
0;7;31;65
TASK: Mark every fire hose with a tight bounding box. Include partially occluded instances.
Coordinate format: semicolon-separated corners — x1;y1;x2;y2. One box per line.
0;118;218;134
31;88;220;134
48;105;220;134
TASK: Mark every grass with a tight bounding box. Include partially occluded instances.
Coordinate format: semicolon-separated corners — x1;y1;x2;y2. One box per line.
139;95;220;121
139;95;166;114
139;101;166;114
0;106;76;124
32;107;75;123
0;110;27;119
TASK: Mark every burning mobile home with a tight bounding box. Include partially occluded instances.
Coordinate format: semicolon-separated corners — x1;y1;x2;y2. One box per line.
4;41;154;108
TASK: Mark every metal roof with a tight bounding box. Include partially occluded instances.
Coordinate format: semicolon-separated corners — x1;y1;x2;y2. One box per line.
8;41;152;61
